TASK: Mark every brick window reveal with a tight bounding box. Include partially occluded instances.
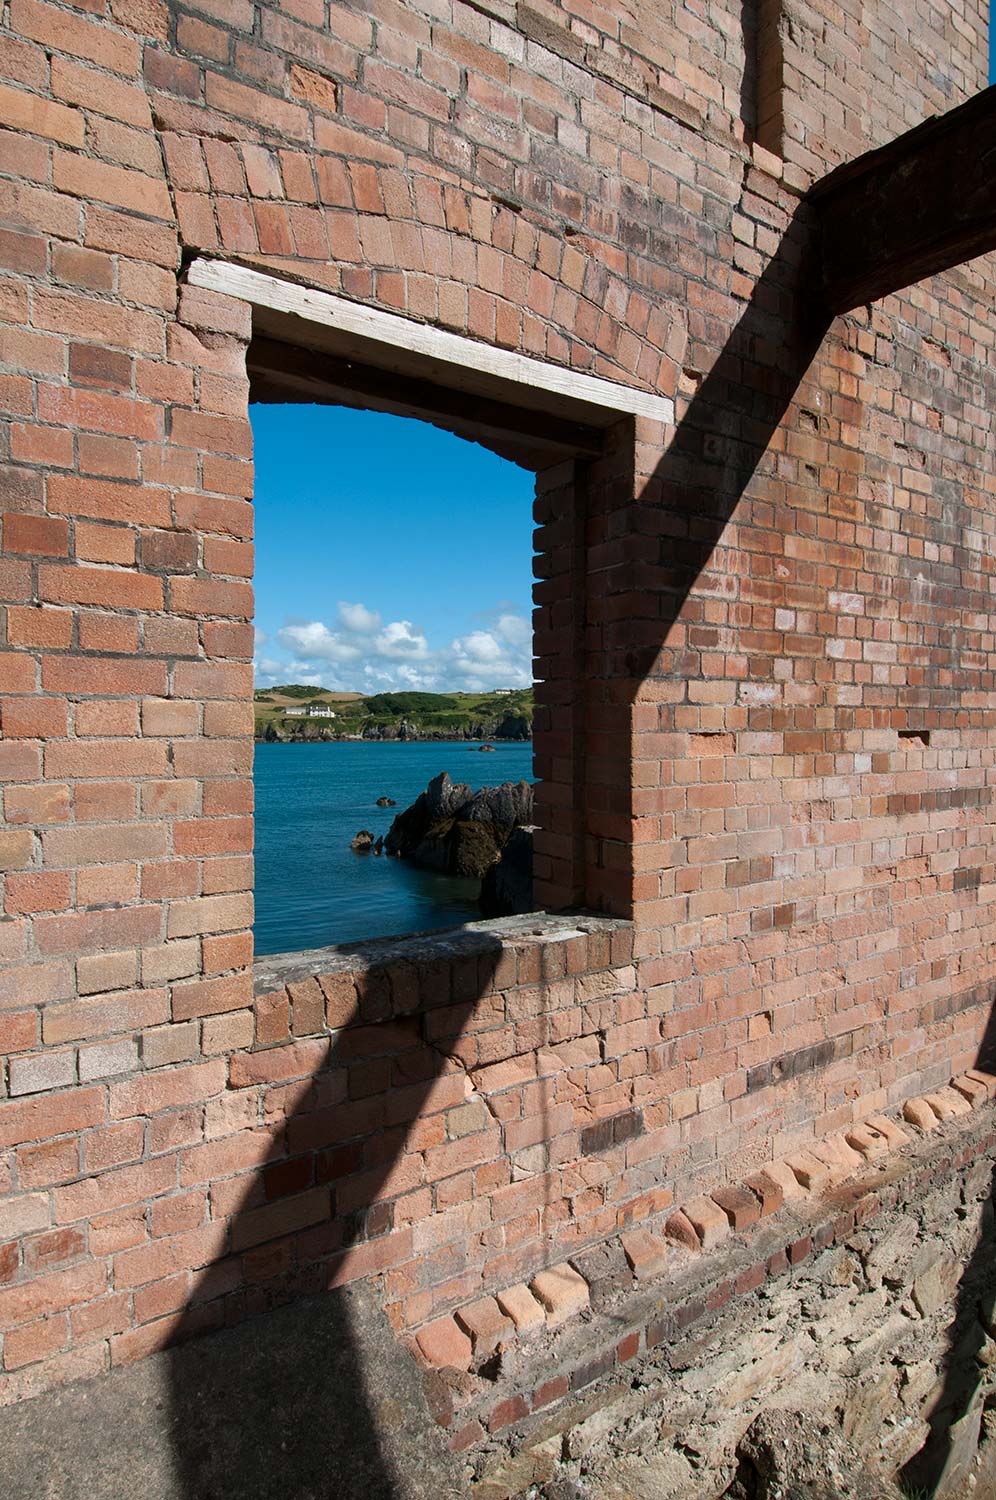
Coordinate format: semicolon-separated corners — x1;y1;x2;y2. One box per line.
210;260;674;938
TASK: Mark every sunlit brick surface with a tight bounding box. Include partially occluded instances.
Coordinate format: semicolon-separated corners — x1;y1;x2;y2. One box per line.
0;0;994;1401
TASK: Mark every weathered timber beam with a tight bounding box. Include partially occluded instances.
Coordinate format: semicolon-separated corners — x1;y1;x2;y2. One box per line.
811;84;996;313
247;336;605;469
190;259;674;428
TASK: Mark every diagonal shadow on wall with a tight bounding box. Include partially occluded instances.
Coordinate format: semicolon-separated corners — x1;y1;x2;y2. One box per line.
601;195;830;694
163;199;834;1497
164;927;505;1499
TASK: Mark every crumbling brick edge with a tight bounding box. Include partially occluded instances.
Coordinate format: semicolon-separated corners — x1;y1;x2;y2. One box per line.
412;1071;996;1456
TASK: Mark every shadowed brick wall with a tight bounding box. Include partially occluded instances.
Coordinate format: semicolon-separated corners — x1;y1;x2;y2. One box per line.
0;0;994;1402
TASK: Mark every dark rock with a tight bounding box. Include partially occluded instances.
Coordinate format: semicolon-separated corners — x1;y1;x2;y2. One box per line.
385;773;533;884
494;712;531;740
450;821;502;879
536;1484;591;1500
376;797;397;807
363;719;419;741
257;703;532;744
478;743;496;751
463;780;532;828
479;826;534;917
351;830;375;852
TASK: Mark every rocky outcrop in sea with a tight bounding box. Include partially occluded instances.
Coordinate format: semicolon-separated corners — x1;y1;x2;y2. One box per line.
479;824;534;917
384;773;534;912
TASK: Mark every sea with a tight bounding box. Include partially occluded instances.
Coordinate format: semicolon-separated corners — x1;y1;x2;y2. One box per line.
252;739;536;957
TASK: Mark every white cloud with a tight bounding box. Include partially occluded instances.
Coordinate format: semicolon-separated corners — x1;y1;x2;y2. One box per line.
374;620;430;660
337;601;381;634
449;645;531;692
447;620;532;692
277;621;362;663
363;662;441;690
259;604;532;693
454;630;504;663
497;613;531;647
253;655;285;687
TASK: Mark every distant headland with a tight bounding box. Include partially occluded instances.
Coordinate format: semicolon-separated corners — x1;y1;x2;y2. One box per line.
254;685;533;743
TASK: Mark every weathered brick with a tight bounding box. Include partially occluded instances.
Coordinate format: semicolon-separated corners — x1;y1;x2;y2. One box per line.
785;1152;832;1193
863;1114;910;1150
9;1051;76;1097
530;1262;589;1326
845;1123;890;1160
745;1171;784;1217
665;1210;700;1253
903;1097;940;1132
495;1281;545;1334
0;0;993;1403
0;1192;50;1240
966;1070;996;1100
711;1185;761;1232
3;1313;69;1371
0;831;35;871
454;1296;514;1357
0;1089;105;1151
78;1038;139;1082
682;1195;730;1249
950;1076;988;1109
108;1060;226;1119
925;1088;972;1122
3;514;69;556
620;1228;669;1279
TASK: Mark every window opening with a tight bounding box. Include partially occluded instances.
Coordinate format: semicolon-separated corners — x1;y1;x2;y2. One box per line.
251;402;537;957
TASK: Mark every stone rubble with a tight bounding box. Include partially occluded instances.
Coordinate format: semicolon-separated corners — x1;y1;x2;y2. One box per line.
401;1073;996;1500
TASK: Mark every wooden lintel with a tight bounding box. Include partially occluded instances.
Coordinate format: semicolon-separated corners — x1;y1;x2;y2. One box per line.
188;258;674;430
812;84;996;313
247;337;605;468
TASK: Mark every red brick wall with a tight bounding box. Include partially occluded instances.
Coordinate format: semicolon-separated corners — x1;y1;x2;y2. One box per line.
758;0;989;173
1;0;995;1398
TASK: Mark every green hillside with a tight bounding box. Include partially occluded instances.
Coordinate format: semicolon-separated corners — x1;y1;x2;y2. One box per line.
254;686;533;741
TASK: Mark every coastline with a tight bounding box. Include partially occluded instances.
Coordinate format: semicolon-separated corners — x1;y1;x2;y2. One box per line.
253;736;533;745
253;737;535;955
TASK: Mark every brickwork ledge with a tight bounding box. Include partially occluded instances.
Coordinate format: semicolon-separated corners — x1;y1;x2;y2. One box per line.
412;1069;996;1456
253;914;632;1013
255;914;631;994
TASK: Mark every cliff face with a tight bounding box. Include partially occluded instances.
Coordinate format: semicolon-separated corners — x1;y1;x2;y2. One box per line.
384;773;534;888
349;712;530;742
260;720;337;743
256;709;531;743
256;687;534;741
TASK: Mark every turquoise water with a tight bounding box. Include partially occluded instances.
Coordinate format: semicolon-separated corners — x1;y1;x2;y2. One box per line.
252;740;535;957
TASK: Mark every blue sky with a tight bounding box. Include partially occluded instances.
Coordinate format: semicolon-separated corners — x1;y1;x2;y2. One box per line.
251;404;535;693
